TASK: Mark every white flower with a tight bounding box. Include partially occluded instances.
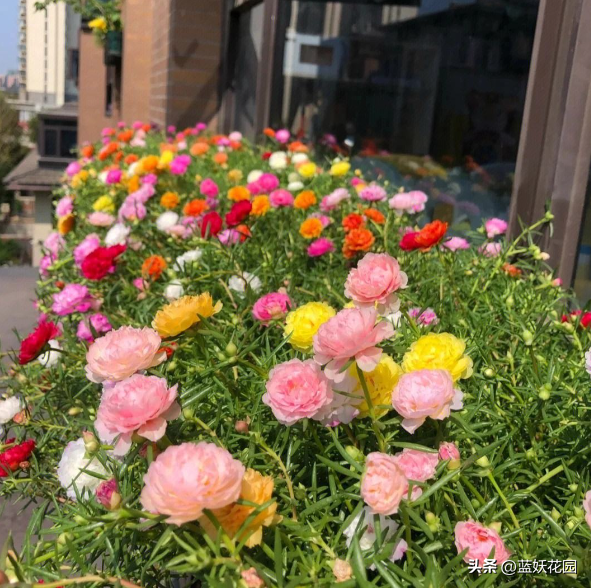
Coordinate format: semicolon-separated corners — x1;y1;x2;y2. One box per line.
291;153;309;165
156;211;179;232
99;170;109;184
247;170;263;184
229;131;243;142
288;181;305;192
128;161;140;176
585;348;591;376
174;249;203;271
105;223;130;246
38;339;61;368
0;397;23;425
269;152;288;170
164;280;184;301
57;438;108;501
383;311;403;328
228;272;262;295
344;507;407;566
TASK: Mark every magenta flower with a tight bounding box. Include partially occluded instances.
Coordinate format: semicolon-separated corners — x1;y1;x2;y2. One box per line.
52;284;94;316
269;189;294;207
307;238;335;257
252;292;292;323
484;218;508;238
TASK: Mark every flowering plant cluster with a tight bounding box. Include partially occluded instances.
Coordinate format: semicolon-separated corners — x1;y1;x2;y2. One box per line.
1;123;591;587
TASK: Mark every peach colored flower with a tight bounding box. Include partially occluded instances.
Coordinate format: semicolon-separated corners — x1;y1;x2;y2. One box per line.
361;452;407;515
85;326;166;383
140;442;245;525
95;374;180;455
263;359;334;425
583;490;591;528
391;448;439;500
391;369;463;433
313;307;394;382
454;520;511;566
344;253;407;314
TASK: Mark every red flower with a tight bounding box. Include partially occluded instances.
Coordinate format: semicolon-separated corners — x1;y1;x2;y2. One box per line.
225;201;252;227
400;220;448;251
201;211;223;238
561;310;591;328
262;152;271;160
81;244;126;280
0;439;36;477
19;320;61;365
342;213;365;232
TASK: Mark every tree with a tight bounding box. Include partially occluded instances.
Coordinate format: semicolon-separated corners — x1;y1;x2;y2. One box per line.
0;92;27;203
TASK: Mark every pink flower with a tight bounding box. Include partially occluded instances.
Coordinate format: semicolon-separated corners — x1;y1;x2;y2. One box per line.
258;173;279;193
77;313;113;342
141;173;158;186
52;284;93;316
269;189;294;207
56;196;74;218
96;479;120;510
484;218;507;238
309;213;332;228
391;369;463;433
408;307;439;326
95;374;180;455
275;129;290;143
106;169;122;184
263;359;334;425
74;234;101;267
344;253;407;314
241;568;264;588
313;307;394;382
479;242;502;257
170;155;191;175
39;255;52;277
140;442;245;525
454;520;511;566
252;292;292;323
66;161;82;177
320;188;350;212
582;490;591;528
200;178;219;198
359;185;387;202
118;194;146;222
217;229;242;246
439;442;460;462
85;326;166;383
361;452;408;515
389;191;428;214
307;238;335;257
442;237;470;252
391;449;439;500
87;212;115;227
43;232;65;258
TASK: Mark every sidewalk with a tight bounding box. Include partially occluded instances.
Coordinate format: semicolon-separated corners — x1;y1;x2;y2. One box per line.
0;265;39;549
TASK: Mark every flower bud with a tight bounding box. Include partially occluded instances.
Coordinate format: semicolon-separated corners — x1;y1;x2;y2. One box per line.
538;389;550;401
235;420;249;434
332;559;353;583
96;479;121;510
574;506;584;517
522;329;534;346
525;448;536;460
551;508;561;522
0;571;7;584
505;295;514;308
225;342;238;357
484;368;494;378
68;407;83;416
425;511;440;532
569;483;579;494
475;455;490;468
488;522;502;534
182;407;195;420
345;445;364;462
83;430;99;453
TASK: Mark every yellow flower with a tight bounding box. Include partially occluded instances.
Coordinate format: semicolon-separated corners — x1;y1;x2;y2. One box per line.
88;17;108;32
93;195;115;213
284;302;335;352
329;161;351;176
57;213;75;235
158;150;174;170
71;170;89;188
299;218;323;239
200;469;278;548
251;195;270;216
348;354;402;417
152;294;222;338
298;162;317;178
402;333;473;381
227;169;243;183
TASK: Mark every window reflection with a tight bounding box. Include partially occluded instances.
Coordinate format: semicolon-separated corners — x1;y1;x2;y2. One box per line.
271;0;539;229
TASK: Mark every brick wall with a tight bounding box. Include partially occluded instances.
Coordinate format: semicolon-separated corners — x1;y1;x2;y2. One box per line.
121;0;153;124
78;29;119;143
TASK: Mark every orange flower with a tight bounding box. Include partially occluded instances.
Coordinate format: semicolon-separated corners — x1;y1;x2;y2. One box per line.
288;141;308;153
161;192;180;209
141;155;159;173
127;174;140;194
160;143;177;154
227;168;243;183
142;255;167;280
190;142;210;156
263;128;275;138
213;152;228;165
125;153;139;165
251;195;270;216
236;224;251;241
363;208;385;224
299;218;323;239
228;185;251;202
343;228;375;258
183;199;209;217
294;190;316;210
342;213;365;232
117;129;133;143
502;263;522;277
81;144;94;159
57;213;75;235
400;220;448;251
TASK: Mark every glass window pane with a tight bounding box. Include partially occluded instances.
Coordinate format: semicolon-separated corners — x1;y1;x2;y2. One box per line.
270;0;540;230
44;129;58;156
60;129;78;157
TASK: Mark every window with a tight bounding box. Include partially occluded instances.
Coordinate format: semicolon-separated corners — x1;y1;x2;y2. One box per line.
40;118;78;159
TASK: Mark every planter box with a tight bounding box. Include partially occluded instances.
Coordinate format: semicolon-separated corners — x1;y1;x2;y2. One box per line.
104;31;122;66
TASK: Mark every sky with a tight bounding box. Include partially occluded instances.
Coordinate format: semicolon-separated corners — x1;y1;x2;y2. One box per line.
0;0;18;74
